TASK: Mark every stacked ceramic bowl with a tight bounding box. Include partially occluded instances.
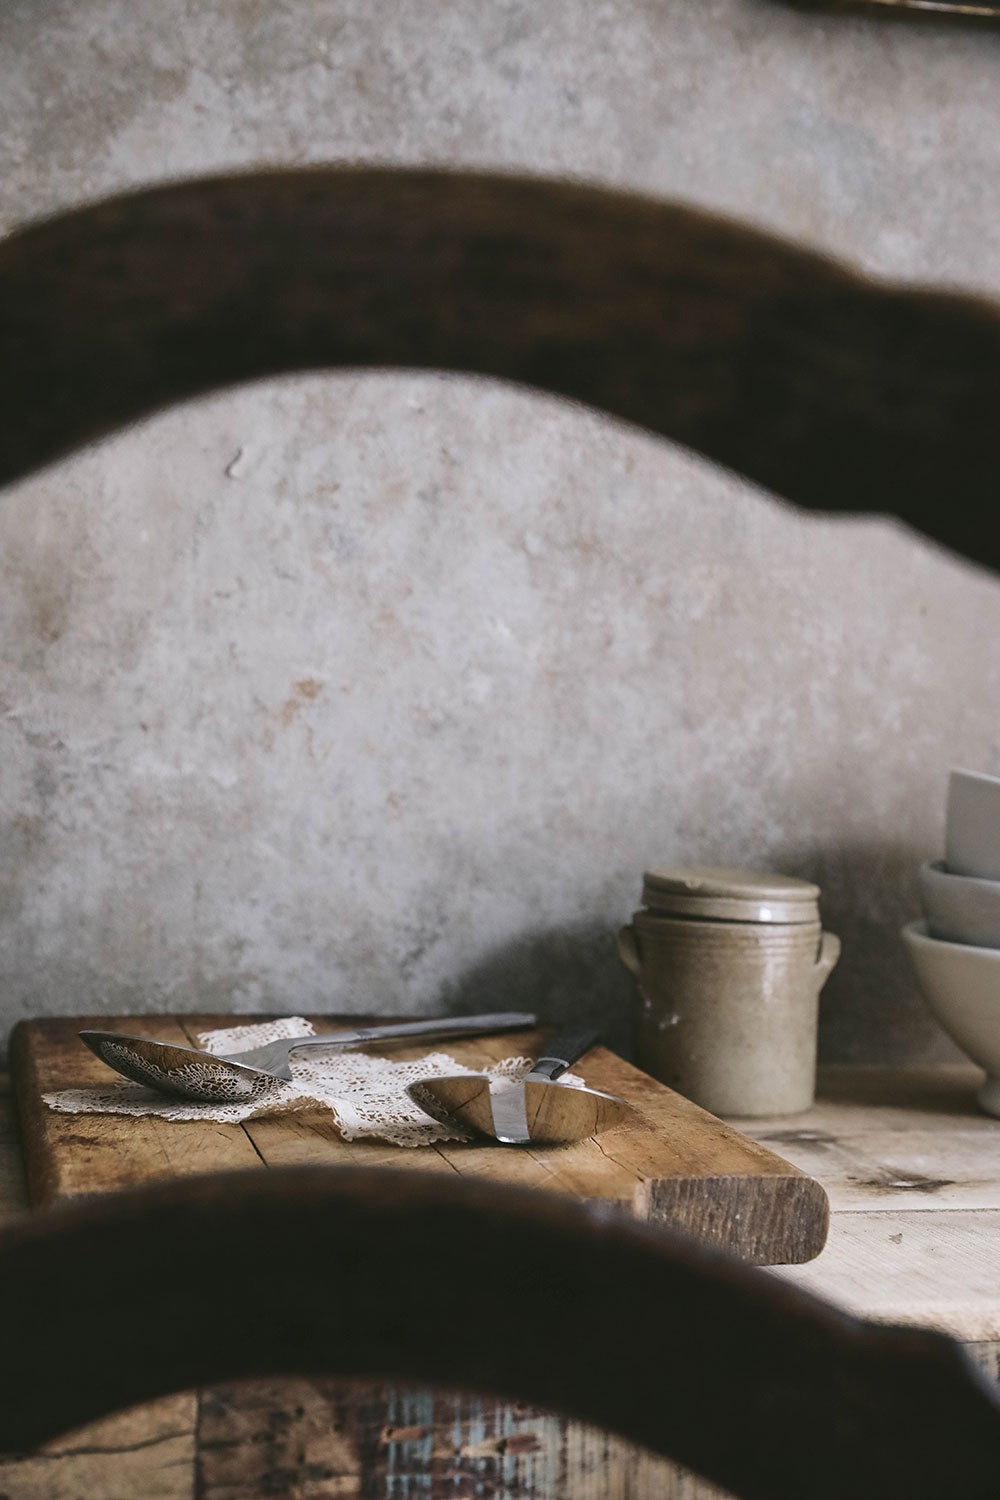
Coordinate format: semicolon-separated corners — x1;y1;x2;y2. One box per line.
903;769;1000;1117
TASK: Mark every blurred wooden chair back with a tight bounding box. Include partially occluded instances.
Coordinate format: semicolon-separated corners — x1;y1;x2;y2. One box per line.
1;1165;1000;1498
0;167;998;574
2;169;1000;1496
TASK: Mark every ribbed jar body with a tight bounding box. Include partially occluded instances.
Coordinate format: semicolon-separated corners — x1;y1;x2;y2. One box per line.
619;869;840;1117
631;913;832;1115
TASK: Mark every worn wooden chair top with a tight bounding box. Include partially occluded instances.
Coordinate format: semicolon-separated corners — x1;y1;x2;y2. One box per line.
2;169;1000;1496
1;1164;1000;1499
0;168;998;572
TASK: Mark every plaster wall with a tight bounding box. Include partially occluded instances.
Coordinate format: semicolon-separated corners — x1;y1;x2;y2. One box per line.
2;0;1000;1061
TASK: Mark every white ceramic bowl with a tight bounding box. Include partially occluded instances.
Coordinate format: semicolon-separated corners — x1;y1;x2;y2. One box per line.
946;768;1000;880
918;860;1000;948
902;919;1000;1116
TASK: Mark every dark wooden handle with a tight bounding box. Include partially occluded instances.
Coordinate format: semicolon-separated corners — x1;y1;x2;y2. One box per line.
529;1027;601;1079
1;1166;998;1499
1;169;999;573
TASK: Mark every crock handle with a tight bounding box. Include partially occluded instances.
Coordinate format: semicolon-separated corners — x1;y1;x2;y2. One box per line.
815;929;841;984
618;924;643;978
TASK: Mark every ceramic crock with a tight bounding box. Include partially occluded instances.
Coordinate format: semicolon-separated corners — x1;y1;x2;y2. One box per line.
618;867;840;1117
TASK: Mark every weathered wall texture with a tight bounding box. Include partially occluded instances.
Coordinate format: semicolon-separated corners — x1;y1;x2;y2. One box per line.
2;0;1000;1062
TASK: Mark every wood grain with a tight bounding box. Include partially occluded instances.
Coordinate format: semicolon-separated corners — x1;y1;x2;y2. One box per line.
195;1377;728;1500
10;1015;263;1207
6;1066;1000;1497
0;1075;734;1500
739;1064;1000;1213
10;1013;829;1263
775;1208;1000;1342
0;1396;196;1500
2;169;1000;573
739;1065;1000;1344
1;1166;999;1500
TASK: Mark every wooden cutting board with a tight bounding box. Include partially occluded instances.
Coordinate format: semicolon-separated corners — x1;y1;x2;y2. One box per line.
9;1013;828;1264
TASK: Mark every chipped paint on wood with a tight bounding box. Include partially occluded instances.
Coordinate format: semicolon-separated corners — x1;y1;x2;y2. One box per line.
196;1379;731;1499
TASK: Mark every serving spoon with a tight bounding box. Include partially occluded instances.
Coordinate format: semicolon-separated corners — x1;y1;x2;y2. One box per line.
80;1012;537;1105
407;1027;627;1144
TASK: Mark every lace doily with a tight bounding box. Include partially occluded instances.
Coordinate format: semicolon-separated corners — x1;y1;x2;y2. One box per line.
44;1017;583;1147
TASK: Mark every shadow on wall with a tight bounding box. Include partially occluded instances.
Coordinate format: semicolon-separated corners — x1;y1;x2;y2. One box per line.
443;923;637;1062
437;840;964;1073
0;849;959;1073
776;839;963;1066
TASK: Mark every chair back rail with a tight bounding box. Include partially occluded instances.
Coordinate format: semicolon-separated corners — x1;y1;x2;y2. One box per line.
1;1166;999;1499
0;168;998;572
4;172;1000;1495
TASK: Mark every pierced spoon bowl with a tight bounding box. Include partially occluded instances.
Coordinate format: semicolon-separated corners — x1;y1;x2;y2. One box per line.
80;1012;537;1105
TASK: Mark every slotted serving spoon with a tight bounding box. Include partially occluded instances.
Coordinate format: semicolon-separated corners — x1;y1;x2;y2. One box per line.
407;1027;627;1144
80;1012;537;1104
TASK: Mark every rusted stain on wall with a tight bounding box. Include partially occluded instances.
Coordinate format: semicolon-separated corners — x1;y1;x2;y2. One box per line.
279;677;326;726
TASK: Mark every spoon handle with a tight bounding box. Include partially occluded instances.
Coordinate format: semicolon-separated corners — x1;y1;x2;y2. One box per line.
526;1028;601;1082
286;1012;538;1052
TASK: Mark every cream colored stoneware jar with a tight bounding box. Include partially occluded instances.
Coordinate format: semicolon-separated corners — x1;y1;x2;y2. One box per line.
618;867;840;1117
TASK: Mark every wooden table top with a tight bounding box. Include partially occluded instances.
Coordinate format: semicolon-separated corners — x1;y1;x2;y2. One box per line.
730;1064;1000;1344
4;1061;1000;1342
8;1014;831;1264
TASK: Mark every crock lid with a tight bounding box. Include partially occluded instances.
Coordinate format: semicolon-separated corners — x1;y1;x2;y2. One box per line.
641;866;820;923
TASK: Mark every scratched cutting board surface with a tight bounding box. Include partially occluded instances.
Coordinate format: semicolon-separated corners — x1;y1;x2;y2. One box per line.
10;1014;828;1264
